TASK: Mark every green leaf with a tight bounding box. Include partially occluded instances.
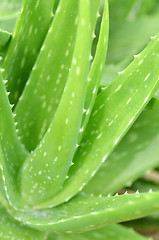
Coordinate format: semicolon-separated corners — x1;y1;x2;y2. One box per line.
0;71;28;209
0;202;47;240
15;0;101;152
38;34;159;208
48;224;150;240
19;0;92;206
78;0;109;142
7;192;159;234
2;0;55;105
83;108;159;196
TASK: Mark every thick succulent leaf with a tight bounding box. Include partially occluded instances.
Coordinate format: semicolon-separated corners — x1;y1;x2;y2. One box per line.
48;224;150;240
79;0;109;142
0;202;47;240
8;192;159;233
83;108;159;196
0;71;28;209
38;34;159;208
15;0;101;152
100;66;159;100
2;0;55;105
20;0;92;206
0;29;11;50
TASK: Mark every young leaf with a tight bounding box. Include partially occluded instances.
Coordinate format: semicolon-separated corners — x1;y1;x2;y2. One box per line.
19;0;92;206
78;0;109;142
14;0;101;152
39;34;159;208
2;0;55;105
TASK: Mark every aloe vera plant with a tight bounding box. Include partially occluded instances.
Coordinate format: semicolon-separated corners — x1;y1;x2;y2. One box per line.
1;0;159;239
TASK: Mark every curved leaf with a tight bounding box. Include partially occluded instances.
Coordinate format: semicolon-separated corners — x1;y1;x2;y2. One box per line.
39;34;159;208
2;0;55;105
20;0;92;206
83;108;159;196
78;0;109;142
0;71;28;209
7;192;159;234
15;0;101;151
0;202;46;240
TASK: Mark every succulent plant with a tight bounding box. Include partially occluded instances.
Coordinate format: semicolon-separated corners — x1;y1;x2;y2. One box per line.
1;0;159;239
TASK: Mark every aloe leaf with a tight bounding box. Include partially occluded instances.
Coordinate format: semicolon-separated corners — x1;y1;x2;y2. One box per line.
7;192;159;233
48;224;150;240
2;0;55;105
0;71;28;209
78;0;109;142
38;34;159;208
14;0;101;152
19;0;92;206
83;108;159;196
0;29;11;51
0;202;47;240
